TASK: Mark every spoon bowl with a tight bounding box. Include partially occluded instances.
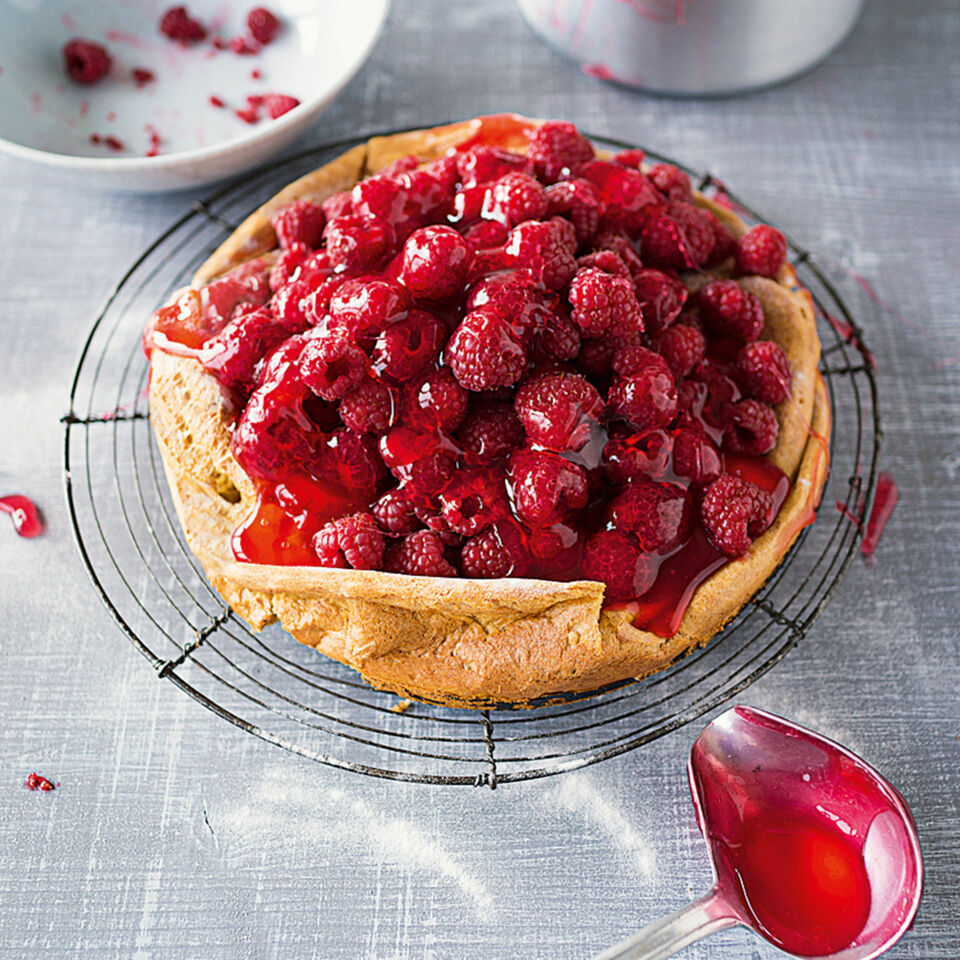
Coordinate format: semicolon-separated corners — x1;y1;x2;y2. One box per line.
592;706;922;960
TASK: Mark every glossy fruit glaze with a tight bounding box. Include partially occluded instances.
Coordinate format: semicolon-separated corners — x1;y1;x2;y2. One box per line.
690;706;923;958
0;495;43;538
145;115;809;638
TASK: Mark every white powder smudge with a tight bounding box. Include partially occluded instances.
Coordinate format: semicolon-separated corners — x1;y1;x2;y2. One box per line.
220;767;494;920
547;773;655;877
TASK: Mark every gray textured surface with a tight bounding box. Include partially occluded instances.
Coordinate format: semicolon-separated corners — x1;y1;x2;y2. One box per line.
1;1;959;957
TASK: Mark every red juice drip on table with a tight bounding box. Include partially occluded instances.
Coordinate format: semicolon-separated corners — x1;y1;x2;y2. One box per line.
0;495;43;538
24;772;56;791
823;311;877;370
861;472;897;561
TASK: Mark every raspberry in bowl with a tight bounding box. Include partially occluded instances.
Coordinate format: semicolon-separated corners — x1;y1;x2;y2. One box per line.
0;0;389;191
145;114;830;706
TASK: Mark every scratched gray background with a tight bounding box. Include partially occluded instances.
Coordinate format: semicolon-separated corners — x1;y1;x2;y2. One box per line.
1;0;959;957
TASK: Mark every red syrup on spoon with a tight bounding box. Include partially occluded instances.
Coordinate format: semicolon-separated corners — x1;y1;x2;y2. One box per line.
0;495;43;538
592;706;923;960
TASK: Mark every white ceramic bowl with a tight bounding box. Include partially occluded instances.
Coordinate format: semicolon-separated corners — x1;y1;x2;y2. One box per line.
0;0;390;191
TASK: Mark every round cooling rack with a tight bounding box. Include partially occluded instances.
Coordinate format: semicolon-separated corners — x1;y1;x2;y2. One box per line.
63;129;881;786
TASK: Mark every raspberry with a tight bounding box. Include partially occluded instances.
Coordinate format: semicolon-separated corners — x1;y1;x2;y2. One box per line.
576;249;630;279
568;268;644;337
545;179;605;244
314;512;384;570
641;201;714;269
736;225;787;278
372;487;419;535
465;270;552;342
379;426;456;494
446;308;527;391
270;200;326;250
456;145;532;188
577;336;614;378
159;5;207;42
700;474;776;557
723;399;779;455
439;468;508;535
632;268;687;333
300;276;349;328
385;530;456;576
269;243;310;290
380;155;420;178
299;335;367;400
62;39;112;84
514;371;604;452
690;359;741;427
263;93;300;119
323;214;392;271
582;530;656;601
701;209;737;266
247;6;281;44
233;371;320;481
461;526;523;578
406;367;468;432
327;429;388;496
328;278;409;342
339;378;397;434
601;429;673;483
593;230;645;281
421;154;460;194
133;67;156;88
611;148;646;169
399;225;472;301
200;305;300;399
736;340;792;404
648;163;693;202
533;307;581;363
672;421;722;486
507;448;588;527
606;479;693;552
657;322;706;378
698;279;764;341
373;310;445;381
483;173;548;227
528;121;595;183
608;364;679;432
321;190;353;221
610;343;667;379
578;161;661;235
458;402;525;462
461;219;509;251
450;184;486;226
504;218;577;290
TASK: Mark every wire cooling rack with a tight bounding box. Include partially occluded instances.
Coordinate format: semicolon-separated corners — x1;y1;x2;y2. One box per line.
63;129;881;786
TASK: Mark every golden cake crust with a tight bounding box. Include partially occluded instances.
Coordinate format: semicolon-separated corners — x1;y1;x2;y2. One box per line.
148;116;830;707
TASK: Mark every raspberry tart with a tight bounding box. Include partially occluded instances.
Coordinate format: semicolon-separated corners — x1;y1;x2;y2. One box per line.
145;115;830;706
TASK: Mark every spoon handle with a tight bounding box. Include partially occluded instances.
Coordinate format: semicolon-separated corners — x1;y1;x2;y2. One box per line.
589;890;737;960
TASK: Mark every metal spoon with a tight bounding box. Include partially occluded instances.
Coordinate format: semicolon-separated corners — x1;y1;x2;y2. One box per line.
591;706;923;960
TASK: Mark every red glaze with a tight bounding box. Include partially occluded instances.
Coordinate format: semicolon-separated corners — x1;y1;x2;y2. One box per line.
860;472;897;562
690;706;922;958
0;495;43;538
147;119;807;639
